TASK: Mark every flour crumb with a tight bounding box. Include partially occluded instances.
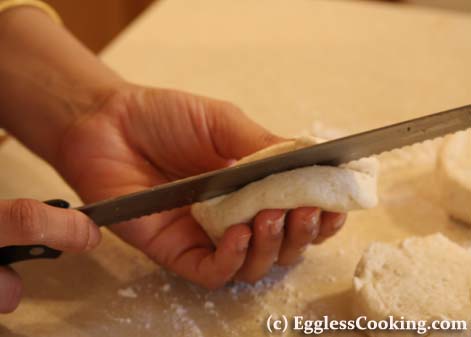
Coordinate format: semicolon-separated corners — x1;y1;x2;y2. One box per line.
204;301;215;310
171;303;187;316
169;303;204;337
117;317;132;324
117;287;138;299
161;283;171;292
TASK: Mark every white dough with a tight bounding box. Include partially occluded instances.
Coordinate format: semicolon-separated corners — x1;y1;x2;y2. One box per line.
437;130;471;225
191;136;378;243
353;234;471;337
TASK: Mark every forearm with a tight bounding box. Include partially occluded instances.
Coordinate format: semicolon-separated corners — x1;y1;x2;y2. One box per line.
0;6;123;165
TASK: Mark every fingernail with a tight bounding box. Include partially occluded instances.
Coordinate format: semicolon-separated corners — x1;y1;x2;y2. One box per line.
333;215;346;230
269;214;285;236
305;211;321;237
86;224;100;251
236;234;251;252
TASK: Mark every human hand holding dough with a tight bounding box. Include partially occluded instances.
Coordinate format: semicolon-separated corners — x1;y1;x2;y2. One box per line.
192;135;379;244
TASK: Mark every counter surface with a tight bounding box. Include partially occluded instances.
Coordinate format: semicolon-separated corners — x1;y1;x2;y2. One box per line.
1;1;471;336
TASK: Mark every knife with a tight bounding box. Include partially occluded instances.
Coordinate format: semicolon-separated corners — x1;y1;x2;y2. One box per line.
1;104;470;265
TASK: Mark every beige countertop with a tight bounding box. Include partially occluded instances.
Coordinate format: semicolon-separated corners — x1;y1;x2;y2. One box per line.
1;0;471;336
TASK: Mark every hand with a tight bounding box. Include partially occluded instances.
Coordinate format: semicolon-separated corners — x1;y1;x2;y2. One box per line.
0;199;100;312
56;84;346;288
0;6;344;310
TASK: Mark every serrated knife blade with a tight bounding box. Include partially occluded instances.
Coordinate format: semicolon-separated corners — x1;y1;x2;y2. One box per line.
78;104;471;227
2;104;470;265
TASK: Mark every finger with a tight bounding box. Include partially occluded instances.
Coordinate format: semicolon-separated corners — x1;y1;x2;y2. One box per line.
160;216;252;290
193;223;251;289
235;209;285;283
277;207;321;266
312;212;347;244
206;100;285;159
0;267;22;313
0;199;101;252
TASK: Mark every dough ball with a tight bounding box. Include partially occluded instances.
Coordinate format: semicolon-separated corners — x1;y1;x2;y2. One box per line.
191;136;378;243
353;234;471;337
437;130;471;225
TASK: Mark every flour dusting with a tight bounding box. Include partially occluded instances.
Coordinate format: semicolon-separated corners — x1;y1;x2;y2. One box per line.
117;287;138;299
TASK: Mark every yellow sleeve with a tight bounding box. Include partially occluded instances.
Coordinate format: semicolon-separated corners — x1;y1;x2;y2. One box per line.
0;0;61;24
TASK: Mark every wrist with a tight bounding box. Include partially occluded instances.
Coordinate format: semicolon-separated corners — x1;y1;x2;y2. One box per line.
0;6;125;164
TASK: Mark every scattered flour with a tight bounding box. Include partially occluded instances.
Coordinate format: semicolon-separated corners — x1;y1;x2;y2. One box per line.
117;287;138;299
170;303;204;337
114;317;132;324
161;283;171;292
204;301;215;310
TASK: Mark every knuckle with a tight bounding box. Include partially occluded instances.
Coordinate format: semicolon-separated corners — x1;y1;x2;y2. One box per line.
254;220;282;241
253;221;267;236
9;199;44;241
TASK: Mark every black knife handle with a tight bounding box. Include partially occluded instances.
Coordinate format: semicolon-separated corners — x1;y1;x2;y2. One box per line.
0;199;68;265
0;244;62;265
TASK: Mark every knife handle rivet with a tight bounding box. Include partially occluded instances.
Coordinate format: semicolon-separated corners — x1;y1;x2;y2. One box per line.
29;246;45;256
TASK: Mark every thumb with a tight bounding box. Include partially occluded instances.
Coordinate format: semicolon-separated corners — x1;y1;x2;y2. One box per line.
0;266;22;313
206;100;285;160
0;199;101;252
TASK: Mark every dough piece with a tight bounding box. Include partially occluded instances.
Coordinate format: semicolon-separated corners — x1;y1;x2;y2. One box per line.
437;130;471;225
191;135;378;243
353;234;471;337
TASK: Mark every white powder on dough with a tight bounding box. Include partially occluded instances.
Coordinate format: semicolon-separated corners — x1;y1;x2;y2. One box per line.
192;135;379;244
